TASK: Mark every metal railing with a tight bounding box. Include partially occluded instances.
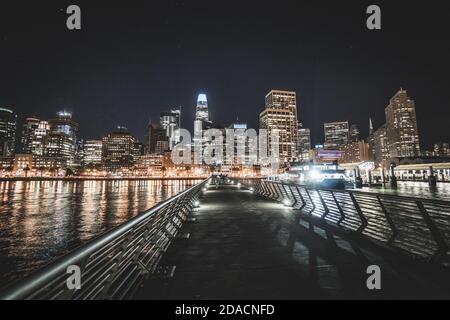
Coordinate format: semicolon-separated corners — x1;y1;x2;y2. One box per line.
0;180;207;300
250;180;450;264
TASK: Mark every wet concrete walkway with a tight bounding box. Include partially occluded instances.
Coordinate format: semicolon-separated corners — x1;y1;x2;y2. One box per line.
137;184;450;299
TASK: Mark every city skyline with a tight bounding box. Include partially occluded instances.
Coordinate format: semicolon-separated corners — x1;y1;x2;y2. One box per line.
1;1;449;150
1;86;445;151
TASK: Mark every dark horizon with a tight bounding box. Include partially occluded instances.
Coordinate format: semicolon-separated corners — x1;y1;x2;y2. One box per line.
1;0;449;150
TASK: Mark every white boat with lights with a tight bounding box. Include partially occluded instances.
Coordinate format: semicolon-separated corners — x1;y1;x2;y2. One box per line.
284;163;350;189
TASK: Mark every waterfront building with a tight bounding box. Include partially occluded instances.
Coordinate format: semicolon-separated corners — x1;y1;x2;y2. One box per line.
13;154;33;172
311;145;343;163
82;139;103;168
259;90;299;162
134;154;164;175
133;142;145;162
0;107;17;157
46;111;79;168
433;142;450;157
102;126;135;171
371;124;390;167
385;89;421;157
342;140;370;164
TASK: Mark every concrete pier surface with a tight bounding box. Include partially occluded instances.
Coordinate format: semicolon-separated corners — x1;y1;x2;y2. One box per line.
137;184;450;299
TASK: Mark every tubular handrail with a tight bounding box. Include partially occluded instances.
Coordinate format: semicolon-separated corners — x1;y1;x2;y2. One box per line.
270;180;450;206
249;179;450;264
0;179;208;300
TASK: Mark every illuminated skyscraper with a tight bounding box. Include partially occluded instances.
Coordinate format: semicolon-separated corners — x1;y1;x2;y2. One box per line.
259;90;299;162
146;123;169;154
21;117;40;153
324;121;349;150
373;124;390;166
46;111;79;168
102;126;135;171
298;126;311;161
195;94;209;122
160;108;181;150
82;140;103;168
0;107;17;157
385;89;421;157
434;142;450;157
32;121;50;156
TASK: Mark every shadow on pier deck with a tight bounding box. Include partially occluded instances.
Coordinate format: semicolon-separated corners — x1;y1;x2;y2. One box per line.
137;184;450;300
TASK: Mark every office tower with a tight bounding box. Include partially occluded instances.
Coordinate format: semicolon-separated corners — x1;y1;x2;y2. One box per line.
349;124;360;142
342;140;370;163
193;94;213;164
132;142;145;162
46;111;79;168
0;107;17;157
324;121;349;150
195;93;209;122
259;90;299;162
160;109;181;150
82;140;103;168
385;89;420;157
222;121;254;170
298;126;311;161
21;117;40;153
32;121;50;156
372;124;390;166
434;142;450;157
102;126;135;171
146;123;169;154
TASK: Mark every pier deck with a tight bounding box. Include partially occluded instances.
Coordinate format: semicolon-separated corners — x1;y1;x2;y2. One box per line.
137;184;450;299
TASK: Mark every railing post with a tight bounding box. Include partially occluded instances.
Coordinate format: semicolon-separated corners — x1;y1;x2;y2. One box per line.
416;200;448;261
316;190;329;220
331;191;345;226
304;188;316;216
294;186;306;210
376;196;398;245
349;192;368;233
287;185;298;208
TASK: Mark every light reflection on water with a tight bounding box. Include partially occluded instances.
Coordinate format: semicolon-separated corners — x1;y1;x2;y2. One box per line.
362;181;450;201
0;179;201;288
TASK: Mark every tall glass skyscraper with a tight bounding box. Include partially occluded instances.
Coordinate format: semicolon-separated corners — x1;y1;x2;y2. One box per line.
195;94;209;122
385;89;420;157
46;111;79;168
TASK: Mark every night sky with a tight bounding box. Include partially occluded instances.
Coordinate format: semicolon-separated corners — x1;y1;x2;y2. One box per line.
1;0;449;150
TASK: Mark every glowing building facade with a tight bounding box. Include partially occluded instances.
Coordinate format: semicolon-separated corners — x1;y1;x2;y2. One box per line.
385;89;421;157
259;90;299;162
0;108;17;157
